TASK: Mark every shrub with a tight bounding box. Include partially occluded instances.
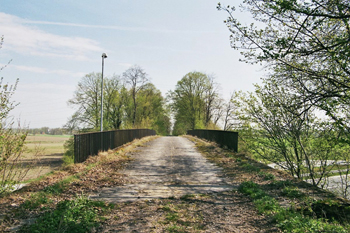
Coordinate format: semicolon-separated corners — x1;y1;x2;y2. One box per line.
63;137;74;165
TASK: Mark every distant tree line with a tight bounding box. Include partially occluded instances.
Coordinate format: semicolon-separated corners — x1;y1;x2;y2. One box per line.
66;65;171;136
27;127;71;135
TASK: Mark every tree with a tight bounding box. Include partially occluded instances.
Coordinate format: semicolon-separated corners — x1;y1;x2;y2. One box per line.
122;65;149;127
68;73;127;131
203;76;220;127
218;0;350;134
169;72;222;134
135;83;171;135
223;92;241;131
67;67;170;134
103;75;124;130
68;72;102;130
234;79;345;186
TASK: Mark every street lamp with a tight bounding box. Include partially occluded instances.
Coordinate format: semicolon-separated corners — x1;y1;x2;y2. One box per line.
100;53;107;132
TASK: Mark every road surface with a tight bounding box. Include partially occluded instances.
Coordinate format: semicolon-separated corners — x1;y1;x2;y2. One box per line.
90;136;234;202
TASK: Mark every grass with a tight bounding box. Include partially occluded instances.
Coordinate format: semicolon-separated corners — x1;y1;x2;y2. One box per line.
20;192;53;211
258;171;275;180
239;181;349;232
15;135;71;181
281;186;305;198
24;134;70;156
20;195;113;233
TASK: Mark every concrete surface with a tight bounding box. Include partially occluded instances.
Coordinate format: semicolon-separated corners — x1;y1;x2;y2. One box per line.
90;136;235;202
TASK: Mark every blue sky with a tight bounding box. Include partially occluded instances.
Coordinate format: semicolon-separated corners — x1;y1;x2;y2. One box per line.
0;0;264;128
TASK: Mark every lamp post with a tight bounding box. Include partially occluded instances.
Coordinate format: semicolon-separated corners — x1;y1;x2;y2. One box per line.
100;53;107;132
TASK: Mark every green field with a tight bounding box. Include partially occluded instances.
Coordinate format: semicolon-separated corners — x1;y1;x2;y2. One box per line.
21;134;71;181
24;134;71;156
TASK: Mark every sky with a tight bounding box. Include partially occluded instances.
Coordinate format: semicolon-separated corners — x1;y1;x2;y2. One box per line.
0;0;265;128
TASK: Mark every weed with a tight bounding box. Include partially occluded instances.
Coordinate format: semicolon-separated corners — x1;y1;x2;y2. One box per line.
43;176;77;195
225;153;234;158
281;187;305;198
258;171;275;180
275;212;348;233
166;224;185;233
239;181;349;232
180;194;196;200
240;163;261;172
302;199;350;224
254;196;279;214
269;180;293;189
162;205;171;212
166;212;179;222
20;196;111;233
21;192;52;211
239;181;266;199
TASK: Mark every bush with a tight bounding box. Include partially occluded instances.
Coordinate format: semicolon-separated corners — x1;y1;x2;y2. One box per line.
0;77;34;194
63;137;74;165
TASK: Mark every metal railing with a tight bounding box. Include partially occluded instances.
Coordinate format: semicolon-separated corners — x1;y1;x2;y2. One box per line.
187;129;238;152
74;129;156;163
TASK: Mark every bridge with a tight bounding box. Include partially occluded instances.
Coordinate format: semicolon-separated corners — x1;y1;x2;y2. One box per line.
90;136;235;202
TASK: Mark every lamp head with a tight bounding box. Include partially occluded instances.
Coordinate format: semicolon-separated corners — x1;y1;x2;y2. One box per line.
102;53;108;58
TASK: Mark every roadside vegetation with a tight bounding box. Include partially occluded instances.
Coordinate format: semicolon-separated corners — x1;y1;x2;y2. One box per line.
213;0;350;200
188;136;350;232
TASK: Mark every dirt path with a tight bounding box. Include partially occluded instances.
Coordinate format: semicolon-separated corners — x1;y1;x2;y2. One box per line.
91;136;235;202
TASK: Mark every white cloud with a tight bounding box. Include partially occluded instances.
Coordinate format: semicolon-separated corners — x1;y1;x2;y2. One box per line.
11;64;85;77
21;19;220;34
0;12;103;60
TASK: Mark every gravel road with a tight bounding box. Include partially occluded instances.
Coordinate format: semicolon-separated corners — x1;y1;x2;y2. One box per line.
91;136;234;202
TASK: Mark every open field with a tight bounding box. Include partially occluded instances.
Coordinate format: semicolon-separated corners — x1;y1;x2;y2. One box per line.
21;134;71;181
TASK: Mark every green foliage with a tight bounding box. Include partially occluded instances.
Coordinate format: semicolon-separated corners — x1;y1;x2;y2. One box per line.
168;72;221;135
67;68;171;135
239;181;348;232
63;137;74;165
219;0;350;196
254;196;279;214
303;199;350;224
20;196;111;233
258;171;275;181
43;176;77;195
240;162;260;172
275;211;347;233
270;180;293;189
166;212;179;222
166;224;185;233
21;192;52;210
281;187;305;198
231;81;349;187
239;181;267;199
